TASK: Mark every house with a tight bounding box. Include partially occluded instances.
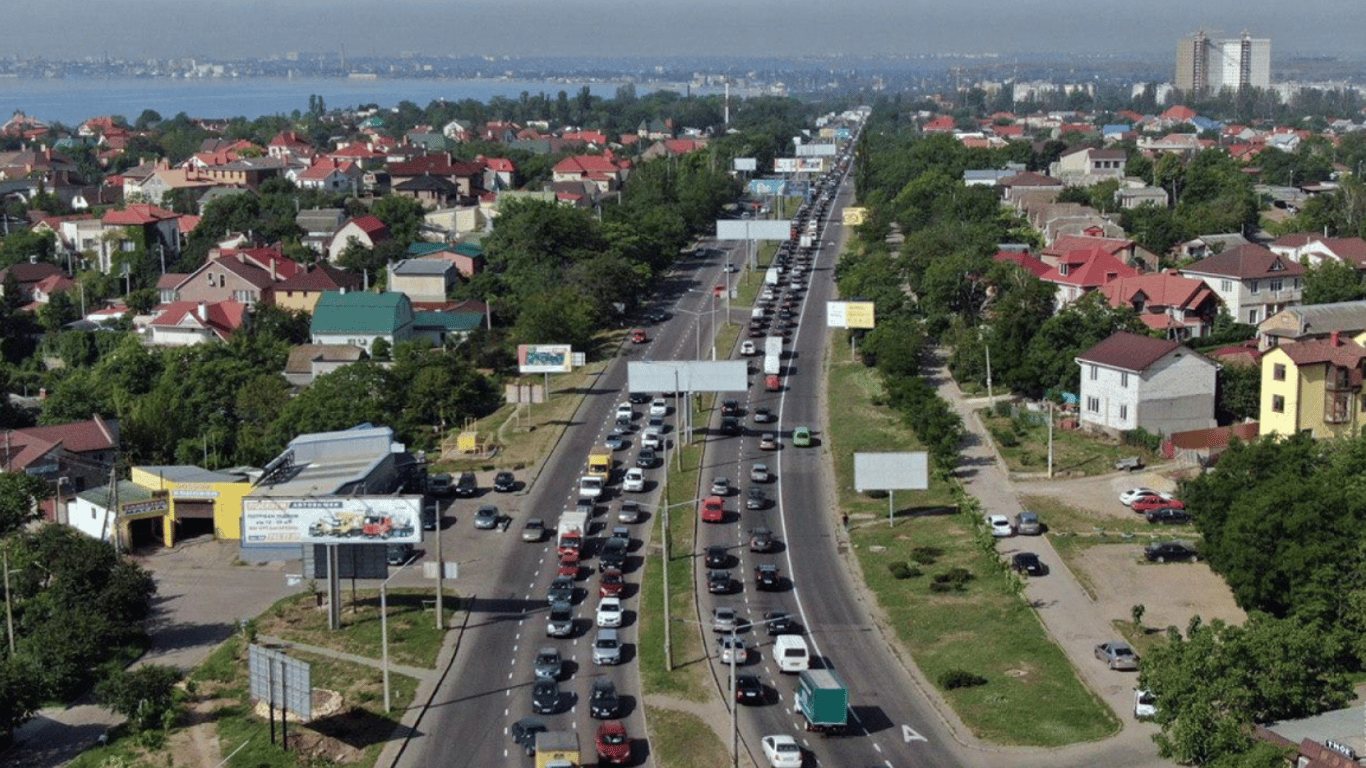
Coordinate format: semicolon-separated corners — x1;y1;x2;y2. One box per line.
480;156;516;191
1050;147;1127;186
1039;246;1139;309
551;154;628;193
0;262;68;305
1041;234;1150;269
392;174;462;208
310;291;416;353
992;250;1050;278
1179;244;1305;325
1258;301;1366;351
1269;234;1366;270
98;204;183;273
273;262;362;314
1260;332;1366;440
1100;273;1223;339
1173;233;1251;262
387;153;484;200
1075;331;1218;437
1;414;120;522
161;249;301;306
293;158;360;193
295;208;346;254
387;258;459;303
25;272;76;310
267;131;312;160
407;242;483;278
327;215;389;263
999;171;1065;207
1114;185;1169;210
146;301;249;345
284;344;366;387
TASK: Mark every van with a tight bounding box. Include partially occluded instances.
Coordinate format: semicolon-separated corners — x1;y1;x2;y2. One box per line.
773;634;810;673
429;473;453;496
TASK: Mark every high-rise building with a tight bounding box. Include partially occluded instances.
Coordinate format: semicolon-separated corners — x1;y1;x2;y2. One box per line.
1175;30;1270;97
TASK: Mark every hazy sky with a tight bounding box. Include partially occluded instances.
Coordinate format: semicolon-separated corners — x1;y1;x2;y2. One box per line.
4;0;1361;60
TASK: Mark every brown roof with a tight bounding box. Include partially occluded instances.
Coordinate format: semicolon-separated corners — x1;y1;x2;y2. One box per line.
1075;331;1183;372
1183;243;1305;280
1000;171;1063;187
1278;337;1366;369
1168;422;1259;451
274;262;362;292
19;414;119;454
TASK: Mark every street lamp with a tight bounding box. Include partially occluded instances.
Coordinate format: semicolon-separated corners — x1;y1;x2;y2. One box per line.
633;490;717;672
379;547;419;712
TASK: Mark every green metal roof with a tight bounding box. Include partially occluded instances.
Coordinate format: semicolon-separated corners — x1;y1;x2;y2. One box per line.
407;242;450;256
414;311;483;333
452;242;483;257
311;292;414;335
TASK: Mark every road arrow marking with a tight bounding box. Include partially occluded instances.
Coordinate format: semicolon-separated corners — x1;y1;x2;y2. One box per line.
903;725;927;743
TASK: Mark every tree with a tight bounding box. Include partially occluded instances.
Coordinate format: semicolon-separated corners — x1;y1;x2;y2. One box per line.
1015;294;1145;396
36;290;78;332
1301;258;1366;305
95;665;182;733
369;195;426;248
1215;364;1261;423
0;472;50;536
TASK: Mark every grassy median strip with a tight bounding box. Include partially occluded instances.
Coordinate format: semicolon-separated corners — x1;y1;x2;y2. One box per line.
644;706;729;768
254;588;460;669
829;355;1120;746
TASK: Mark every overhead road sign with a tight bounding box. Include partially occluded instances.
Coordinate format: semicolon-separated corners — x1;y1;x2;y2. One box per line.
627;360;749;394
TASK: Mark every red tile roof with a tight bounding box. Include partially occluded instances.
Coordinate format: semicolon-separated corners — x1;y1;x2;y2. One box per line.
1000;171;1063;187
1076;331;1184;372
148;301;248;341
1101;273;1215;312
1279;336;1366;369
347;215;388;237
993;251;1050;277
274;262;361;292
1043;235;1135;260
1162;105;1197;120
103;203;179;226
1041;247;1138;288
553;155;623;176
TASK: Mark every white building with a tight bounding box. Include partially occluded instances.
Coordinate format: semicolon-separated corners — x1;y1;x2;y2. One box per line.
1075;331;1218;436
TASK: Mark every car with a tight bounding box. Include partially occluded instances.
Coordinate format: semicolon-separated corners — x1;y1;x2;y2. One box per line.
575;497;596;517
644;309;669;323
761;735;803;768
735;672;764;704
510;717;547;756
629;391;651;404
792;427;812;447
593;628;622;665
985;514;1014;537
741;340;757;355
1014;511;1042;535
422;498;438;531
579;475;604;499
594;594;625;627
721;399;740;416
749;463;771;483
1133;495;1186;513
533;647;563;680
717;636;748;664
547;601;574;637
604;430;629;450
615;401;633;421
641;428;664;450
616;500;643;524
753;406;774;423
710;477;731;495
1145;541;1199;562
649;398;668;418
622;468;645;493
1146;506;1191;524
750;527;777;552
599;568;624;598
531;679;560;713
705;545;730;568
763;610;797;635
701;496;725;523
1120;487;1173;506
522;518;547;542
453;471;478;497
724;262;739;272
599;537;628;571
473;505;499;530
746;487;769;510
759;433;778;450
748;325;767;338
589;678;621;719
1134;688;1157;719
630;328;647;344
754;564;781;591
429;472;453;496
557;551;581;579
547;575;575;604
708;569;732;594
385;542;414;565
635;448;658;469
711;605;739;632
492;471;516;492
720;415;741;435
1095;641;1140;671
1011;552;1046;576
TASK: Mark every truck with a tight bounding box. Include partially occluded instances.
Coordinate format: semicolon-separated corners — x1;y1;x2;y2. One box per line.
557;510;589;556
796;668;849;735
765;374;781;392
586;447;612;482
534;731;580;768
763;336;784;376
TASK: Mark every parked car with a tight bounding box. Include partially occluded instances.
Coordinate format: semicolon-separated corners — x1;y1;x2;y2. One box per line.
1145;541;1199;562
593;629;622;665
1095;641;1140;670
473;505;499;530
522;518;547;542
589;678;621;719
1014;511;1042;535
1133;495;1186;513
386;543;414;565
708;569;733;594
596;596;623;628
429;472;453;496
493;471;516;492
453;471;478;497
1119;487;1172;506
1011;552;1046;576
1146;507;1191;524
1134;688;1157;719
984;514;1013;537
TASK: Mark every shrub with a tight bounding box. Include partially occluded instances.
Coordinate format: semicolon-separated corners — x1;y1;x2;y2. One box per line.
991;427;1019;447
887;561;921;579
931;567;973;591
909;546;942;565
993;400;1012;418
939;669;988;690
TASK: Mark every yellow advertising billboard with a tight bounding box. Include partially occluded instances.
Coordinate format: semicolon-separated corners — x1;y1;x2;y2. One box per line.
827;301;876;329
843;207;867;225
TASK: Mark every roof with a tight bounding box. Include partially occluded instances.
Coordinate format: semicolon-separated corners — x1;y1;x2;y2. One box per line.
1043;235;1134;260
311;291;414;335
1182;243;1305;280
553;155;623;176
344;215;388;237
414;310;484;333
1277;336;1366;369
993;251;1050;277
1168;422;1259;451
0;415;118;470
102;203;179;226
1040;247;1139;288
1075;331;1185;372
1100;273;1216;311
76;480;156;510
391;258;455;276
0;262;65;286
285;344;365;375
1000;171;1063;187
148;301;249;340
1264;301;1366;339
275;262;362;292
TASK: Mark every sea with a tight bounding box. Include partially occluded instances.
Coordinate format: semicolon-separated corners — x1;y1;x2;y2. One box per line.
0;75;682;127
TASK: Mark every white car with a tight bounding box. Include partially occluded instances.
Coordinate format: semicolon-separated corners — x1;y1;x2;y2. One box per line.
1134;688;1156;719
579;476;604;498
761;735;803;768
641;428;664;450
596;597;623;628
615;402;633;421
984;514;1013;537
749;463;770;483
1119;487;1173;506
740;340;757;355
650;398;668;418
623;468;646;493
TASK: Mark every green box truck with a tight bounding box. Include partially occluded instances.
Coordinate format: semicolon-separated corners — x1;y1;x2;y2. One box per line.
796;668;848;735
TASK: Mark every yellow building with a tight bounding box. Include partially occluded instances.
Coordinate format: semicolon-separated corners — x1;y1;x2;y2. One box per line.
271;262;362;314
1260;332;1366;439
130;466;255;545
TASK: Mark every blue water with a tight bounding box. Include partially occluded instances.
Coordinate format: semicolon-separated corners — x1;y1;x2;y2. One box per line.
0;76;648;127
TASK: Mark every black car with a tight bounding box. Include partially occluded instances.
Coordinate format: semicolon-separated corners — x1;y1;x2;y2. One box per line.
589;678;620;719
386;543;414;565
705;545;729;568
749;527;776;553
708;569;732;594
754;564;780;591
600;537;628;571
721;399;740;416
531;679;560;714
1145;541;1199;562
547;575;575;603
1011;552;1046;576
511;717;547;756
763;610;796;635
494;471;516;492
454;471;478;497
746;487;769;510
629;391;651;404
720;416;741;435
734;673;764;704
1146;507;1191;524
636;448;658;469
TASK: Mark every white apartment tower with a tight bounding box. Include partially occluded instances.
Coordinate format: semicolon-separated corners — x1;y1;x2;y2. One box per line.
1176;30;1270;97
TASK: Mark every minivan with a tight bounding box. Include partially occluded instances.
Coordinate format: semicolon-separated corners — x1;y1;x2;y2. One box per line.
773;634;810;673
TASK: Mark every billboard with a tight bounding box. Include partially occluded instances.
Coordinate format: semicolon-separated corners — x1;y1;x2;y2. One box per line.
241;496;424;545
774;158;798;173
778;158;825;173
795;143;837;157
843;207;867;225
854;452;929;491
715;219;793;241
827;301;876;329
733;157;757;172
747;179;786;196
627;360;749;394
517;344;573;373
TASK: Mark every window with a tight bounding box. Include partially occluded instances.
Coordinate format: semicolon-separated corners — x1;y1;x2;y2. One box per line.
1247;309;1259;324
1087;396;1100;413
1270;278;1283;292
1221;279;1233;292
1272;394;1285;413
1120;372;1129;388
1119;404;1128;420
1273;364;1286;381
1249;280;1260;294
1090;364;1098;380
206;271;214;284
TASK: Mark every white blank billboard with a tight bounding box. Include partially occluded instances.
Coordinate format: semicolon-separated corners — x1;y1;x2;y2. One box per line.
242;496;424;545
716;220;792;241
733;157;757;171
795;143;837;157
627;360;749;394
854;452;929;491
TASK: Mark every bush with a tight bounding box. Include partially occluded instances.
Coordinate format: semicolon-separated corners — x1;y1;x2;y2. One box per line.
888;561;921;580
993;400;1012;418
991;427;1019;448
909;546;942;565
930;567;973;592
939;669;988;690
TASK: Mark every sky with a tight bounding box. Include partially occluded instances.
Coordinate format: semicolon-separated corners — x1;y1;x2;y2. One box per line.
3;0;1362;61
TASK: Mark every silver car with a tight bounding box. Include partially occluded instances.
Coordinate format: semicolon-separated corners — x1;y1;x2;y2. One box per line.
1015;511;1042;535
1095;641;1139;671
593;628;622;665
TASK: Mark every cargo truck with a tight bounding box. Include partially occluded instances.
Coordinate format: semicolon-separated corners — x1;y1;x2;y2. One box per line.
796;668;848;735
557;511;589;556
586;448;612;482
534;731;580;768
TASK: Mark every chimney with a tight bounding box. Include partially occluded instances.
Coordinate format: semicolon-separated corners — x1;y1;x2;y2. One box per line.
1332;331;1341;347
197;302;208;322
269;259;277;281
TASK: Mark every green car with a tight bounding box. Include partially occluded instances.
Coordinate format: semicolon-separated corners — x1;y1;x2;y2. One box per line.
792;427;812;447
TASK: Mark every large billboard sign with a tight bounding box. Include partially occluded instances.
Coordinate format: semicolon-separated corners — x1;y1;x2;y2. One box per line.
747;179;786;196
843;207;867;225
517;344;573;373
855;452;929;491
733;157;757;172
776;158;825;173
242;496;424;545
715;219;792;241
795;143;837;157
627;360;749;394
827;301;876;329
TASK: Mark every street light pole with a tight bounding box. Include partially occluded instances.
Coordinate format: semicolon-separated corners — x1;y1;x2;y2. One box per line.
380;551;417;711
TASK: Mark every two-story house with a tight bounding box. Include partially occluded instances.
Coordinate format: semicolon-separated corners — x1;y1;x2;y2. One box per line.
273;262;362;314
1039;246;1139;309
99;204;183;273
160;249;302;307
310;291;416;353
1179;243;1304;325
1258;301;1366;351
327;215;389;263
1100;273;1223;339
1075;331;1218;437
1269;234;1366;269
1049;147;1127;186
1260;332;1366;439
146;301;249;345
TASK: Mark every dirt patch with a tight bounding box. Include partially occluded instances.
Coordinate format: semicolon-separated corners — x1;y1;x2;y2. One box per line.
1073;545;1246;630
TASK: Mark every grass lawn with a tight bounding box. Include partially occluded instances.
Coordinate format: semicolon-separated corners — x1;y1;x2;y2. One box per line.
253;588;461;670
643;706;728;768
978;409;1160;478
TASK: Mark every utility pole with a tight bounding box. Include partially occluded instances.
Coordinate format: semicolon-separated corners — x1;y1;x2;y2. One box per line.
4;548;16;655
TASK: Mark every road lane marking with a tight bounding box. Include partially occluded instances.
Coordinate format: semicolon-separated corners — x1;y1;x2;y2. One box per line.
902;725;927;742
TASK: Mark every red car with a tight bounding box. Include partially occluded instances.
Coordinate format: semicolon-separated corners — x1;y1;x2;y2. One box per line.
701;496;725;523
631;329;647;344
596;720;631;764
599;568;624;597
1132;496;1185;513
557;551;581;579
